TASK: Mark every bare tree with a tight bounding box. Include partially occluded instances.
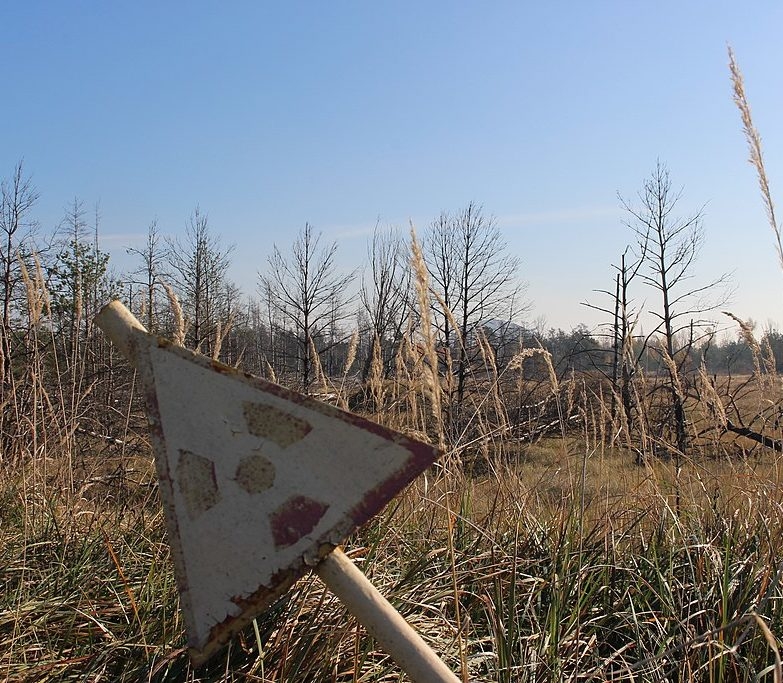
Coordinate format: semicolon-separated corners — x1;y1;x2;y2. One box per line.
584;247;645;435
167;207;234;355
126;220;168;333
624;162;730;457
359;224;411;381
260;223;355;391
0;161;38;386
425;211;459;354
425;203;526;405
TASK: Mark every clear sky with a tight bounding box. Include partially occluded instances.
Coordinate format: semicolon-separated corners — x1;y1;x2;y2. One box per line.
2;2;782;333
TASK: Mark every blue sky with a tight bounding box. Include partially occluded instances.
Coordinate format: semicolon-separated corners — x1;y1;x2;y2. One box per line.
2;2;782;332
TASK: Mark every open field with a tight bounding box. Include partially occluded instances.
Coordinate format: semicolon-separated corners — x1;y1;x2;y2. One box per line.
4;416;783;682
3;63;783;678
3;256;783;681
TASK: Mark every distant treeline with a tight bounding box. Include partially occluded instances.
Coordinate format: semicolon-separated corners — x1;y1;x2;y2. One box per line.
530;324;782;378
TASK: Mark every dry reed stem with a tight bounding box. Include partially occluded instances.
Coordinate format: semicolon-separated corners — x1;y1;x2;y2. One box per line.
343;328;358;376
538;343;559;395
34;254;51;320
723;311;774;395
212;320;222;361
393;334;409;403
308;335;328;395
697;363;728;430
18;254;41;325
369;334;384;408
729;46;782;271
265;358;278;383
657;341;685;401
213;310;235;361
162;282;185;347
410;225;443;446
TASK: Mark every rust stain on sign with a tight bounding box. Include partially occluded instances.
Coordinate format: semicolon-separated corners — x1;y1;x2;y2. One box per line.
178;450;221;519
234;452;276;494
243;401;312;447
94;301;442;666
270;495;329;549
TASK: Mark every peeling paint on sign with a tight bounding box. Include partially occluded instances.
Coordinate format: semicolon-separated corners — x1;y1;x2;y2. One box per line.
235;452;276;494
96;305;440;666
243;401;312;447
177;450;221;519
270;495;329;549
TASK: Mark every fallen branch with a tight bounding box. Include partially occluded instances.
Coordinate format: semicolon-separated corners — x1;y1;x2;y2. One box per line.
725;419;783;452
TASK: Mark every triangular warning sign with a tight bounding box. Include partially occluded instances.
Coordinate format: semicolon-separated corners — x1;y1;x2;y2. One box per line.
96;302;439;664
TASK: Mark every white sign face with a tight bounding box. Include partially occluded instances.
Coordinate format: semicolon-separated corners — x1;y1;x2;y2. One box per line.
137;340;438;664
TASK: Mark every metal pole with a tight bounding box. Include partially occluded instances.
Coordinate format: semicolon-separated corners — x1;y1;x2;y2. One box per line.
316;548;460;683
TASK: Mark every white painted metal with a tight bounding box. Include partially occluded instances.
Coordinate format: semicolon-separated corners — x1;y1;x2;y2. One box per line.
149;344;415;649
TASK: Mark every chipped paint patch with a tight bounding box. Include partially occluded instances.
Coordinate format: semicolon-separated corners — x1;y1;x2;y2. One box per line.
178;450;221;519
243;402;312;448
270;495;328;549
235;452;276;494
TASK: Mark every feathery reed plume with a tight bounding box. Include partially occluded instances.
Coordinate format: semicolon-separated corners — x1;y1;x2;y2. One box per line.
162;282;185;347
308;335;328;395
697;362;727;430
566;368;576;418
19;254;40;326
729;46;782;270
537;342;559;394
510;344;558;381
343;328;359;376
430;289;460;399
761;335;777;377
657;341;684;402
264;358;277;383
506;346;539;371
369;334;384;408
336;328;359;408
723;311;767;383
400;330;422;428
410;225;443;443
34;254;51;320
212;321;222;361
431;288;463;355
212;311;235;362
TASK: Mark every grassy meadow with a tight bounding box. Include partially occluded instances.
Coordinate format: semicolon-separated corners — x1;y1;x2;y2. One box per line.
4;307;783;683
3;50;783;683
4;406;783;682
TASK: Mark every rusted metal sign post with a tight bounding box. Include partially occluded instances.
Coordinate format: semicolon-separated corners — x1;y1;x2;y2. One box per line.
96;301;458;682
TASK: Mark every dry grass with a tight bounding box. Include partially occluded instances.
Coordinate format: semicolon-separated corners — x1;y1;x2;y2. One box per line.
5;436;783;682
2;48;783;683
